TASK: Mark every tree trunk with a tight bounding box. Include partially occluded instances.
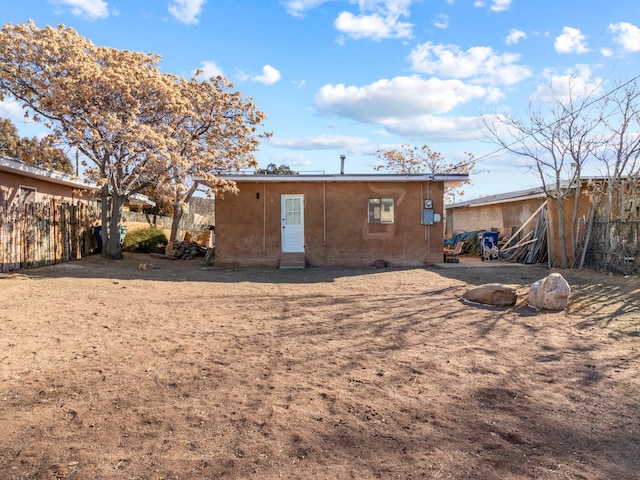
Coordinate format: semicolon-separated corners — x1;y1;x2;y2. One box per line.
102;193;126;259
166;206;184;255
569;181;581;265
554;196;569;268
165;184;200;255
578;194;600;270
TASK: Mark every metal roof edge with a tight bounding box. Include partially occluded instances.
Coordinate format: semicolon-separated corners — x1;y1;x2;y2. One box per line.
446;186;546;209
0;155;93;190
195;173;469;183
0;156;155;205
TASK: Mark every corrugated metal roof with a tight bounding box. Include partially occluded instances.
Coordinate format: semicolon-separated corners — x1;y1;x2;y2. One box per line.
446;186;546;209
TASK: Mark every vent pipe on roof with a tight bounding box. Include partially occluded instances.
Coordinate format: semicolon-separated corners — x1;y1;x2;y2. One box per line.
340;154;346;174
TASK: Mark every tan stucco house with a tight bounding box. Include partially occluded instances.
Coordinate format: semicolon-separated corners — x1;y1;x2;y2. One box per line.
0;155;95;205
210;173;468;268
0;155;155;210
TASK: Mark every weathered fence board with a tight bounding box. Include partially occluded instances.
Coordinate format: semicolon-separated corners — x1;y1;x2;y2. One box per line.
582;219;640;275
0;198;99;273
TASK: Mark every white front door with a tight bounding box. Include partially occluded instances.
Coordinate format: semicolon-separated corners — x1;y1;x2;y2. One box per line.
281;194;304;252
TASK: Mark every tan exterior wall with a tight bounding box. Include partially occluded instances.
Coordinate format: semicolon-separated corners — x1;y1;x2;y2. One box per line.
448;204;504;235
0;170;95;206
546;192;593;267
214;180;446;268
447;197;546;240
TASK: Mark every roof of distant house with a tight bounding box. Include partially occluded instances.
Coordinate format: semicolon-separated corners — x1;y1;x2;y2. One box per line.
446;186;546;209
0;155;155;206
0;155;93;189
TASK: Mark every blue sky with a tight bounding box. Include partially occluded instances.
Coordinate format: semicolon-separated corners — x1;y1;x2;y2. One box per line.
1;0;640;199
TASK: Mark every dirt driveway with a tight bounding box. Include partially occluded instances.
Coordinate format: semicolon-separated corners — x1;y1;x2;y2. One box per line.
1;253;638;479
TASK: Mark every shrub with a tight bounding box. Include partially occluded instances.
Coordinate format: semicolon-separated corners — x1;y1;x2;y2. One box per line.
122;227;168;254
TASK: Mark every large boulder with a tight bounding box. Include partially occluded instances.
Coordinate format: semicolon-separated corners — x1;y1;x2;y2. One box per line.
463;283;518;307
528;273;571;311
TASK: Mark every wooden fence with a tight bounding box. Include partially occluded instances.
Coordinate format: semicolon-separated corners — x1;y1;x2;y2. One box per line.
582;219;640;275
0;199;100;273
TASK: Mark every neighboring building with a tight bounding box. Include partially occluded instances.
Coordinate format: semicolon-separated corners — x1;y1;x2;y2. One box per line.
210;173;468;268
0;155;95;206
445;184;598;267
445;187;547;240
0;155;155;210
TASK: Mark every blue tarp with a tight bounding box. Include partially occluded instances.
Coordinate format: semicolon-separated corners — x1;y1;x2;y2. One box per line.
444;231;478;246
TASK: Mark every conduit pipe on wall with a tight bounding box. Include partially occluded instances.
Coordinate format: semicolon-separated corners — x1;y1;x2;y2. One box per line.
262;182;267;253
323;181;327;246
423;182;431;263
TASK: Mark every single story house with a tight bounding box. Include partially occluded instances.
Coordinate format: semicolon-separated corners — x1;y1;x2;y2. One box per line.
0;155;155;210
209;173;468;268
0;155;95;205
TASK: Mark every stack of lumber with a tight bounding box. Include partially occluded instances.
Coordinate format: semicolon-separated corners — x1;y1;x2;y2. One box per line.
502;210;548;264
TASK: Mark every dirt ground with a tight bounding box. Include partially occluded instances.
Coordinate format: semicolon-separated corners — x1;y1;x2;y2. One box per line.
0;253;638;480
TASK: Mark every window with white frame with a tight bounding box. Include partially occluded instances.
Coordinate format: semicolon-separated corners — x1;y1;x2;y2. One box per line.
368;198;394;224
19;186;36;204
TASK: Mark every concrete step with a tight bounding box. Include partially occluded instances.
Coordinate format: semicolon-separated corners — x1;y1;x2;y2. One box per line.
279;252;306;269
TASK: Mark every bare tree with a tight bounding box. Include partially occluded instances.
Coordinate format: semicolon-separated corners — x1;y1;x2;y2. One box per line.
584;78;640;269
484;77;602;268
374;144;476;203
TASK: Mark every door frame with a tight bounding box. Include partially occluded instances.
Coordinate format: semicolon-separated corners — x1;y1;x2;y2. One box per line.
280;194;305;253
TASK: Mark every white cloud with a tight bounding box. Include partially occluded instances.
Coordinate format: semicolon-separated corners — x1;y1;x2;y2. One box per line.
490;0;512;12
313;74;507;140
505;29;526;45
433;14;449;30
193;61;224;80
270;134;370;150
0;99;32;124
554;26;590;54
382;114;486;140
251;65;282;85
168;0;206;25
0;100;48;139
315;75;490;122
285;1;415;41
282;0;329;18
49;0;109;20
408;43;531;86
473;0;512;12
609;22;640;52
529;65;603;104
334;10;412;40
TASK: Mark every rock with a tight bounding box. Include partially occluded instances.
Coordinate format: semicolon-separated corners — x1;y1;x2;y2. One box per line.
372;259;387;268
528;273;571;311
463;283;517;307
